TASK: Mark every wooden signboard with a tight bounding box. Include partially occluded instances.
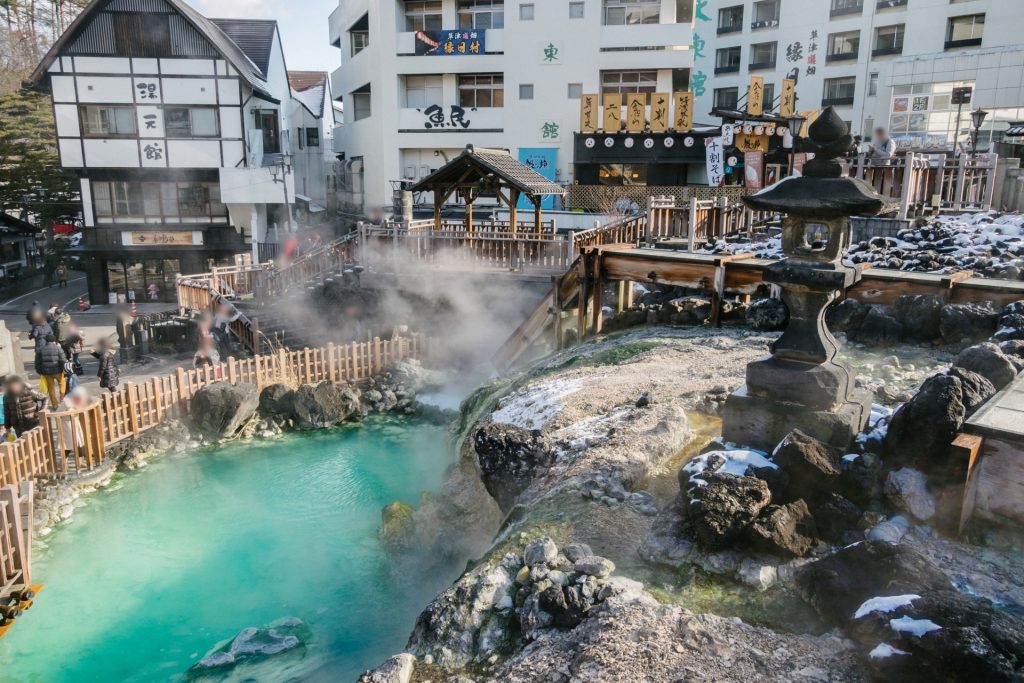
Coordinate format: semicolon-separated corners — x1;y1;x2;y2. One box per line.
129;231;197;246
626;93;646;132
602;93;622;132
579;94;599;132
673;91;693;131
780;79;796;118
748;76;765;117
649;93;669;132
735;134;770;153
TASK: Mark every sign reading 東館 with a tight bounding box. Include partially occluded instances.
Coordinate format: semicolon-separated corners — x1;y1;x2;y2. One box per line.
415;30;486;56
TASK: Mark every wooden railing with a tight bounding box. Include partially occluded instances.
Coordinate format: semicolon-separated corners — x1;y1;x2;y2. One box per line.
0;335;430;492
0;482;32;600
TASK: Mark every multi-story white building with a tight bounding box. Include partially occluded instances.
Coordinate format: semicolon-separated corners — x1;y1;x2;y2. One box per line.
328;0;696;212
697;0;1024;151
28;0;331;303
288;71;337;218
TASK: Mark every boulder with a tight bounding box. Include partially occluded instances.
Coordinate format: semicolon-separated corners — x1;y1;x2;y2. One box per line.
523;537;558;567
686;473;771;550
292;382;362;429
381;501;415;552
883;468;935;521
258;383;295;419
563;542;593;563
474;422;553;512
746;298;789;331
849;306;903;346
940;302;999;346
826;298;869;334
884;374;965;469
998;339;1024;358
192;617;307;672
771;429;842;502
573;555;616;578
795;540;951;626
947;367;997;417
893;294;943;342
746;499;819;557
538;584;589;628
953;343;1018;390
809;492;863;544
836;452;884;506
191;381;259;440
358;653;416;683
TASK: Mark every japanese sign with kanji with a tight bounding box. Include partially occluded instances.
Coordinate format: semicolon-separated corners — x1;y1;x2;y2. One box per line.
673;91;693;131
414;30;486;56
649;93;669;132
419;105;474;129
603;94;622;132
705;137;725;188
780;79;797;118
748;76;765;117
626;94;646;132
579;94;598;132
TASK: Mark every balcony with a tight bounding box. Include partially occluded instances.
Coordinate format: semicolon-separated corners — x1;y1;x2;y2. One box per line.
830;2;863;18
715;64;741;75
872;45;903;57
945;37;983;50
822;96;855;107
826;50;859;63
718;23;743;35
876;0;907;9
748;60;776;71
750;18;779;30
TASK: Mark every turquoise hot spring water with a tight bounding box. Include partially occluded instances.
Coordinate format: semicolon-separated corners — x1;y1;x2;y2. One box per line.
0;417;458;682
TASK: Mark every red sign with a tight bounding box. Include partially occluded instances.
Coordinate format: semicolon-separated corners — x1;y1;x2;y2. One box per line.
744;151;765;192
53;223;76;235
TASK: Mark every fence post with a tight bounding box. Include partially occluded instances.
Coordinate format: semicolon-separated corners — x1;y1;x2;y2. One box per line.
899;153;915;220
645;196;655;247
125;384;140;437
327;342;337;383
227;357;237;385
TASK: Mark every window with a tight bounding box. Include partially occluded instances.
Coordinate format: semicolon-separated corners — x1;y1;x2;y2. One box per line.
568;83;583;99
877;0;906;7
715;46;742;74
405;1;443;31
351;86;372;121
823;76;857;106
164;107;219;138
830;0;863;17
827;30;860;62
749;41;777;69
598;164;647;186
79;105;136;136
868;72;879;97
305;128;320;147
569;2;585;18
458;0;504;29
351;30;369;56
519;83;534;99
112;12;170;57
762;82;776;109
718;5;743;34
255;110;280;153
405;75;443;108
874;24;905;56
458;74;504;107
600;70;658;95
93;182;225;220
714;87;739;110
751;0;779;28
947;14;984;48
603;0;660;26
520;3;534;20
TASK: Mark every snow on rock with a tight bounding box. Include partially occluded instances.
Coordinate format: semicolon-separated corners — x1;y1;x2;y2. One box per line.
889;615;942;637
868;643;911;659
491;378;584;430
682;448;776;488
854;594;921;619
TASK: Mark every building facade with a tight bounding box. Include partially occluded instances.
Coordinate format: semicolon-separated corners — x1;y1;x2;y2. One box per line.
328;0;696;212
29;0;327;303
697;0;1024;152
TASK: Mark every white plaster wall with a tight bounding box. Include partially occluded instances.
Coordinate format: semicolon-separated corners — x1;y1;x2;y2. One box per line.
53;104;80;137
76;76;134;103
161;78;218;105
83;139;138;167
168;140;221;167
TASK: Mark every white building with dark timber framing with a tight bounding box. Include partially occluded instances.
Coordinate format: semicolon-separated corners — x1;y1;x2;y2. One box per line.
27;0;333;304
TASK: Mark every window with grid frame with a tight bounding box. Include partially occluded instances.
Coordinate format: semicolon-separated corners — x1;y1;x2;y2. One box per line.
714;87;739;110
79;105;136;136
458;0;504;29
716;46;742;72
603;0;660;26
520;3;534;20
569;1;585;18
351;30;369;56
459;74;504;107
752;0;779;24
718;5;743;32
405;1;443;31
749;41;777;68
947;13;984;43
405;75;443;108
164;107;219;138
830;0;863;14
762;82;776;108
827;30;860;58
874;24;905;53
93;182;224;220
601;70;658;95
824;76;857;102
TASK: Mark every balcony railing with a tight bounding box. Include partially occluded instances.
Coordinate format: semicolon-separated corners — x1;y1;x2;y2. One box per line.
945;37;983;50
872;45;903;57
718;23;743;35
750;18;779;30
748;60;777;71
830;2;863;18
822;95;855;107
826;49;859;62
876;0;907;9
715;64;741;74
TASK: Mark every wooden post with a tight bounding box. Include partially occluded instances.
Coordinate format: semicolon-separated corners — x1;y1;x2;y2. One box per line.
688;197;699;252
899;152;915;220
125;384;140;436
553;275;565;351
0;485;27;586
645;195;655;247
433;192;442;230
711;263;726;327
616;280;627;315
509;188;519;238
954;153;968;211
227;357;237;385
327;342;337;382
592;253;604;335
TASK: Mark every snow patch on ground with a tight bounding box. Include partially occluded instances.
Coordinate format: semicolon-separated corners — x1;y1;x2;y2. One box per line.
491;378;585;430
857;404;893;447
869;643;911;659
682;448;775;488
853;595;920;619
889;615;942;637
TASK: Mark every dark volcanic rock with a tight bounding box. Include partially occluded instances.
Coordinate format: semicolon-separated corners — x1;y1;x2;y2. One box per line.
795;540;951;626
746;499;819;557
771;429;842;502
893;294;943;342
940;302;999;346
686;473;771;550
474;422;553;512
884;373;965;469
836;452;884;506
953;342;1018;390
191;381;259;440
826;298;868;334
746;297;789;331
258;383;295;419
849;306;903;346
947;367;997;417
539;584;589;628
292;381;362;429
809;492;862;544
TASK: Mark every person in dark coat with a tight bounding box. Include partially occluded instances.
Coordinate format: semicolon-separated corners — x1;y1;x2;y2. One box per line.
91;338;120;392
3;375;47;437
28;311;52;351
25;301;42;326
36;333;68;406
62;324;85;375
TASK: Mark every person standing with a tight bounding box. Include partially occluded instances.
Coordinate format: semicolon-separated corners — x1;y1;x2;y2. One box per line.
62;323;85;375
52;306;72;344
91;338;120;393
3;375;47;437
55;261;69;288
36;333;68;406
212;304;239;361
868;127;898;160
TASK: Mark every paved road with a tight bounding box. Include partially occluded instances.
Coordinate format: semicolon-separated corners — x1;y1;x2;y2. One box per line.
0;274;89;312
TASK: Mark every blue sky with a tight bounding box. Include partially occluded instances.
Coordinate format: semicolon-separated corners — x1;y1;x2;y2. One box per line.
188;0;340;72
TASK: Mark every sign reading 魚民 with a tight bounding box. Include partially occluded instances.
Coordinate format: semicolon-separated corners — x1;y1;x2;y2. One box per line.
414;29;485;56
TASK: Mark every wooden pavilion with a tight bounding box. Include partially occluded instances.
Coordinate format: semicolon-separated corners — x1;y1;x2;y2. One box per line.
409;145;566;235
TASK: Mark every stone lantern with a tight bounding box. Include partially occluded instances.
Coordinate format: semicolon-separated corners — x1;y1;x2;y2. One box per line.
722;108;895;452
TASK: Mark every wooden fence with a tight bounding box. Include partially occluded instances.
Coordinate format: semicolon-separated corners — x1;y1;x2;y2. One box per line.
0;335;429;492
0;482;32;600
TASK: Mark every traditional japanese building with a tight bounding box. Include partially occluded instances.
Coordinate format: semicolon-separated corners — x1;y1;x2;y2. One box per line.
28;0;332;303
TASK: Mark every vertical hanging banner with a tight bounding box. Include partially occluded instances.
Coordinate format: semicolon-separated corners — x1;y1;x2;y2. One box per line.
579;94;599;132
603;93;622;132
780;79;797;117
517;148;558;210
744;151;765;192
705;137;725;187
748;76;765;116
626;93;646;132
649;93;669;132
673;91;693;131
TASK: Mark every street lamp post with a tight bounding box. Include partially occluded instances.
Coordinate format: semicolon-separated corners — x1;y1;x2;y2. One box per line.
970;108;989;158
